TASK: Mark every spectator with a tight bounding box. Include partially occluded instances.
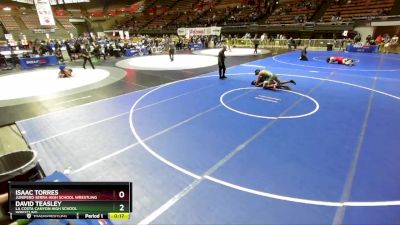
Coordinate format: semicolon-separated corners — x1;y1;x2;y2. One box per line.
39;44;47;56
375;34;383;44
65;41;73;61
366;35;372;45
288;37;297;49
354;33;361;43
55;48;64;63
92;44;106;61
382;33;391;53
0;53;8;69
387;34;399;53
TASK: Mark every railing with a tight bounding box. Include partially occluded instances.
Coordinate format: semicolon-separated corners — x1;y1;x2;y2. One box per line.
351;15;400;21
138;22;355;34
229;38;347;50
228;38;397;52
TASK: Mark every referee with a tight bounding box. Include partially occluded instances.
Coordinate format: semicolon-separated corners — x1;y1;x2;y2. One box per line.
218;46;227;79
81;47;95;70
168;40;175;62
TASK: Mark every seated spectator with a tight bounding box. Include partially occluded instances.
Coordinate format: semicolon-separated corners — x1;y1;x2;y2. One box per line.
55;48;64;63
22;52;31;58
39;44;47;56
366;35;373;45
10;54;19;68
0;53;7;68
388;34;399;53
375;34;384;45
92;45;106;60
354;33;362;43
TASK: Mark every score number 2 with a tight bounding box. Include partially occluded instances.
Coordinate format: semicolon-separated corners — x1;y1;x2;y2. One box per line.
118;191;126;212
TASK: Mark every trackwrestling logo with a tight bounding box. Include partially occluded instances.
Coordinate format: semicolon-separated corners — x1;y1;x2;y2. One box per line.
25;59;48;65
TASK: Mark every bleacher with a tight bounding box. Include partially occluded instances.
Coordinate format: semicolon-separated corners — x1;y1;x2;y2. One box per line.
56;16;76;30
146;12;178;29
172;0;203;27
172;12;195;27
322;0;395;22
218;0;243;6
197;8;225;26
144;0;180;29
267;0;322;24
175;0;199;12
111;0;395;30
0;15;20;31
20;14;56;29
113;13;156;30
227;6;259;24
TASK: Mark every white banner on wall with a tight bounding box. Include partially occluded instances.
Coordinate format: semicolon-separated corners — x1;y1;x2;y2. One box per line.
177;27;221;37
4;34;14;40
119;31;125;39
210;27;221;35
371;21;400;26
97;32;105;38
177;28;186;36
34;0;56;26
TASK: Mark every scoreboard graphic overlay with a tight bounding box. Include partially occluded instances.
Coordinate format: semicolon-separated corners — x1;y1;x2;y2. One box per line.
8;182;132;220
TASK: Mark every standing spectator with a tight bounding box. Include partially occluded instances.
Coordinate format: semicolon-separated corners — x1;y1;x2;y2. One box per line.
226;35;232;51
39;44;47;56
46;41;54;55
375;34;384;45
65;41;73;61
54;41;61;50
168;40;176;62
383;34;391;53
55;48;64;63
260;33;266;47
92;44;106;61
288;37;297;49
253;34;260;54
0;53;8;69
74;42;82;54
354;32;361;43
388;34;399;53
366;35;372;45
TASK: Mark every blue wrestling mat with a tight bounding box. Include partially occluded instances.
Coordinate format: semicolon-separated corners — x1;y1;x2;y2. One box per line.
17;50;400;224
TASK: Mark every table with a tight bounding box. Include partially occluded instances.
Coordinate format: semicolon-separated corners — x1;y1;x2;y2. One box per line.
19;55;58;69
346;44;379;53
189;43;203;50
124;48;140;57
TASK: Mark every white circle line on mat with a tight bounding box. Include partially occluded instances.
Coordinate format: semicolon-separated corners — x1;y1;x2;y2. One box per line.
220;87;319;119
129;72;400;207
